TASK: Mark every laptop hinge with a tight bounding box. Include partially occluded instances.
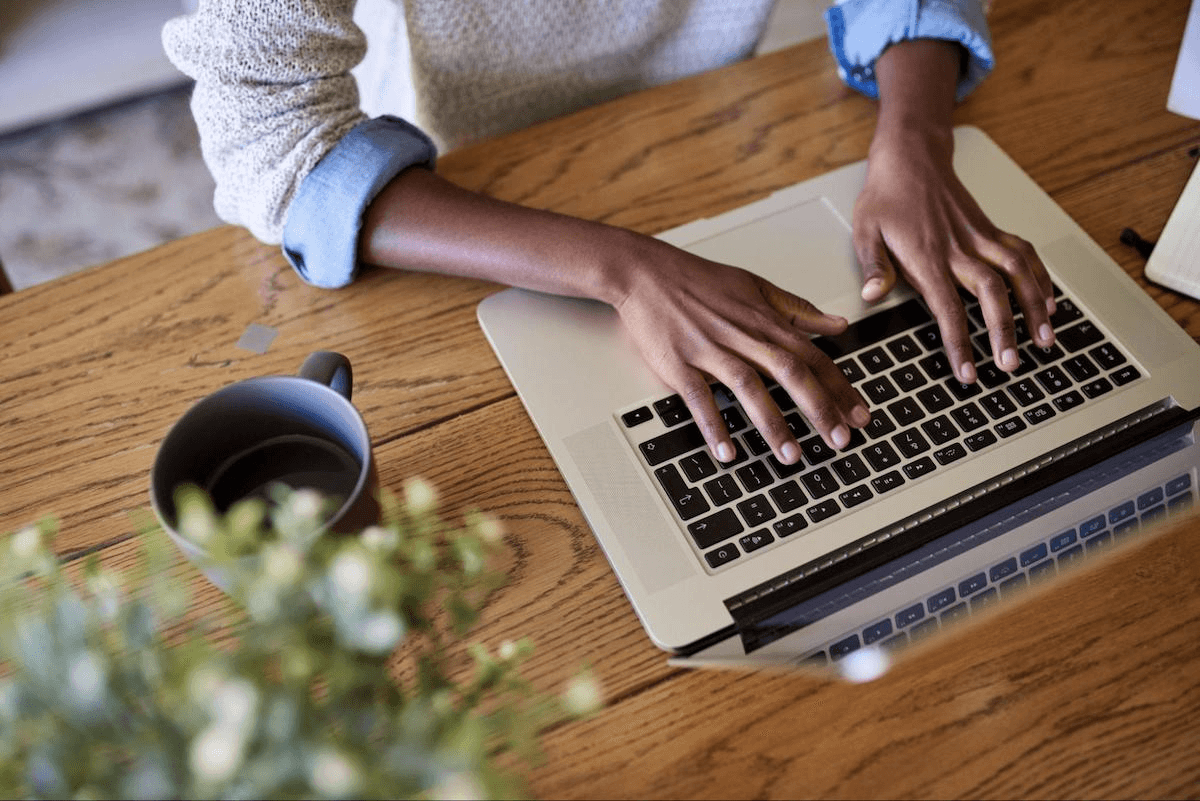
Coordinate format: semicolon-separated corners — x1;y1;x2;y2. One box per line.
716;399;1194;653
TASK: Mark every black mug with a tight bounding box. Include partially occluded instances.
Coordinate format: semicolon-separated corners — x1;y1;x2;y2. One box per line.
150;351;380;555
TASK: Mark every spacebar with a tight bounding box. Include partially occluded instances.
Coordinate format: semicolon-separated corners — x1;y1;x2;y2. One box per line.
811;299;932;359
638;422;706;466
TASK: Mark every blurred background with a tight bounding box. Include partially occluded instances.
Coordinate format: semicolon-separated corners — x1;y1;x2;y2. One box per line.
0;0;828;291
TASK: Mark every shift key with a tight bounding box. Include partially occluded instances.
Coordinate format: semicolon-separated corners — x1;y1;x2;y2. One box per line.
640;422;706;465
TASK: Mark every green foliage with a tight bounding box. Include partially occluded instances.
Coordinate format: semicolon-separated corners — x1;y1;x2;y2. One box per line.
0;481;599;799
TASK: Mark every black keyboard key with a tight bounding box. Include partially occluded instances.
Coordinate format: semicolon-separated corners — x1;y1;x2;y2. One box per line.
980;390;1017;420
767;453;806;479
782;412;811;440
737;494;776;527
919;352;953;380
871;470;905;494
903;456;937;480
934;442;968;465
964;429;998;451
739;529;774;553
1049;298;1084;328
859;347;895;374
1029;343;1065;365
896;604;925;628
769;480;807;512
915;385;954;413
914;323;942;351
1109;500;1135;525
959;572;988;597
862;441;902;472
862;376;900;404
1110;365;1140;386
1020;543;1049;567
1053;390;1084;412
829;634;861;661
971;587;999;612
994;416;1027;438
865;409;897;439
687;508;743;549
989;557;1019;583
893;428;932;458
831;453;871;484
1029;559;1057;583
1008;378;1044;407
1088;342;1126;369
1050;529;1078;551
773;514;808;537
1035;365;1072;394
1167;474;1192;496
810;299;932;359
1079;515;1106;537
716;438;749;468
1080;377;1113;398
842;428;867;452
702;474;742;506
680;451;718;482
838;359;866;383
800;467;839;499
950;402;987;432
1013;348;1039;376
704;543;741;568
921;415;959;445
768;386;796;413
1062;354;1099;382
887;334;922;363
927;587;956;613
863;619;894;645
890;364;927;392
975;361;1010;388
640;422;705;466
735;461;774;492
1023;403;1055;425
743;429;771;456
655;464;711;520
799;436;836;466
1057;320;1105;352
1058;544;1084;567
653;394;692;426
946;378;982;401
887;396;926;426
806;498;840;522
839;484;872;508
721;406;748;433
622;407;652;427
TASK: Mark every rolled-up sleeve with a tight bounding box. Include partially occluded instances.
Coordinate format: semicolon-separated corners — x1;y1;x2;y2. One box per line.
824;0;994;101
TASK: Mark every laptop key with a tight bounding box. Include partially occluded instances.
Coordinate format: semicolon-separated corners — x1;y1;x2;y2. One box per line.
832;453;871;484
989;557;1019;583
1030;343;1065;365
800;467;839;499
865;409;898;439
903;456;937;480
941;603;969;624
1057;544;1084;567
964;430;998;451
1029;560;1057;583
1008;378;1045;407
1110;365;1140;386
653;394;693;426
863;619;894;645
994;416;1027;438
916;384;954;413
980;390;1017;419
768;386;796;413
769;480;807;512
1079;515;1106;537
1057;320;1105;352
1049;298;1084;327
999;574;1028;598
914;323;942;351
640;422;706;466
1034;366;1072;394
735;460;774;492
799;435;836;465
621;407;653;427
1020;542;1049;566
1053;390;1085;412
971;587;999;612
871;470;905;494
895;604;925;628
1088;342;1126;369
806;498;840;522
1137;487;1164;509
1050;529;1078;551
946;378;982;401
687;508;743;549
893;428;932;458
921;415;958;446
862;376;900;404
919;351;953;380
1062;354;1099;382
773;514;808;537
742;428;771;456
1023;403;1055;425
702;474;742;506
680;451;718;482
863;441;901;471
934;442;968;465
887;396;926;426
783;412;811;439
839;484;873;508
887;335;922;363
950;402;987;432
959;573;988;597
829;635;861;661
1166;474;1192;496
859;347;895;374
704;543;741;569
737;495;776;527
721;406;748;434
927;587;956;613
739;530;774;553
838;359;866;383
1080;377;1113;398
890;364;927;392
655;464;711;520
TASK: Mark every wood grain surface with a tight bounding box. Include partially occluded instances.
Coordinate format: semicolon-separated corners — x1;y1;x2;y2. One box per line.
2;0;1199;797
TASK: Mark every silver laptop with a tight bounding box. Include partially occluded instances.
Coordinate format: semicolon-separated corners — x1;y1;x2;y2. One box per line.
477;126;1200;665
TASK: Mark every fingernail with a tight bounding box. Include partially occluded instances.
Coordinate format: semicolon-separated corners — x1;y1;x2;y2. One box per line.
716;442;735;463
959;361;976;383
1039;323;1054;344
863;278;883;298
781;441;800;464
851;404;871;427
832;425;850;450
1001;348;1019;369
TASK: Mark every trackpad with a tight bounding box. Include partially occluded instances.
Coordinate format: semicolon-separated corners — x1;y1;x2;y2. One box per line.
678;197;876;320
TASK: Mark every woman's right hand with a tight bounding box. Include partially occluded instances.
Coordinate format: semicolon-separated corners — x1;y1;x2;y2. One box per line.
606;230;871;467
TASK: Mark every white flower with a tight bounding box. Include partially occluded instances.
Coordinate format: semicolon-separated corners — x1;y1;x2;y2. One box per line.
329;550;372;600
87;571;122;622
290;489;324;521
186;665;224;706
212;678;259;731
837;646;891;684
359;525;397;553
356;611;403;654
429;771;485;800
261;543;303;586
68;651;108;711
474;514;504;545
10;526;41;559
498;640;517;661
562;673;603;716
189;724;245;784
307;747;361;797
179;504;217;545
404;477;437;513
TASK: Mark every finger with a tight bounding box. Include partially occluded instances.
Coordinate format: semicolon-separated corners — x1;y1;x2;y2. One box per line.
760;323;870;429
853;228;899;303
747;341;859;452
958;261;1020;372
715;357;804;464
759;280;849;336
910;274;976;383
670;368;738;464
983;234;1056;348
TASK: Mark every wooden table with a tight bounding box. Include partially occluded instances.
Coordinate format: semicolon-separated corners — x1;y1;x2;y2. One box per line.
3;0;1200;796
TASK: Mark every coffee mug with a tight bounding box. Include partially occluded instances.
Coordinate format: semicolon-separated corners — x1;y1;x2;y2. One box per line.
150;351;380;578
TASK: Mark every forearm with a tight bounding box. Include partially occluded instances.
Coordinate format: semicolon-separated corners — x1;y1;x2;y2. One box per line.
872;38;962;153
359;166;643;305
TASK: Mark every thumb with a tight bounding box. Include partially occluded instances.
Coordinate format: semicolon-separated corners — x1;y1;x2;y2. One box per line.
856;232;898;303
758;279;848;335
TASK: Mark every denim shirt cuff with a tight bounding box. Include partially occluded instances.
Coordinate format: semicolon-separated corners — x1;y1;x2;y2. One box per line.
281;116;437;289
825;0;994;102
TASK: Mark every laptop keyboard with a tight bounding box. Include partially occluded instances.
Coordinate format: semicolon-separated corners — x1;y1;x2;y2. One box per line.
806;470;1195;665
618;286;1145;573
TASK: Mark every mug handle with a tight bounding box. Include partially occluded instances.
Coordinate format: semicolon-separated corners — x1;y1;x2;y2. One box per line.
298;351;353;400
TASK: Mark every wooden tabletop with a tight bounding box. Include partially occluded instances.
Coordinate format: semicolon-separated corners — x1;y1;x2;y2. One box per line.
3;0;1200;796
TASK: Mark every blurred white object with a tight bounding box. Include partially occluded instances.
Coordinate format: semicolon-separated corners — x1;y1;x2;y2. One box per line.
1145;158;1200;301
1167;0;1200;119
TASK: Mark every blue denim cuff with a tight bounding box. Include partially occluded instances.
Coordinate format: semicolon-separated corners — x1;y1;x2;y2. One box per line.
282;116;437;289
825;0;994;102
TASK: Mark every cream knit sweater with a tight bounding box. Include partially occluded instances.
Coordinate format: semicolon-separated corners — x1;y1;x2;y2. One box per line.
163;0;778;245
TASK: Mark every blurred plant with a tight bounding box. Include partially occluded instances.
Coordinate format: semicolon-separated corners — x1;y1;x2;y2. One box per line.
0;480;599;799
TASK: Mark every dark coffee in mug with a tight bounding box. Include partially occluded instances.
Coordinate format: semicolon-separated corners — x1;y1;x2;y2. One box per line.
206;433;361;512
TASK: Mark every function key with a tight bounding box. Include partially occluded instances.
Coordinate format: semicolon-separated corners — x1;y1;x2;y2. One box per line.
927;587;956;613
838;358;866;383
773;513;808;537
829;634;861;661
1110;365;1141;386
964;429;998;452
1053;390;1085;412
806;498;841;522
863;619;894;645
621;406;652;427
704;543;741;569
886;334;922;363
1078;515;1106;537
933;442;968;465
739;530;774;553
1057;320;1105;352
989;557;1019;583
1020;543;1049;567
1137;487;1164;510
1108;500;1135;525
895;604;925;628
994;416;1027;438
687;508;743;549
902;456;937;480
1166;474;1193;496
871;470;905;494
959;573;988;597
839;484;873;508
653;394;692;426
1088;342;1127;369
1023;403;1056;426
1080;377;1113;398
1049;529;1078;551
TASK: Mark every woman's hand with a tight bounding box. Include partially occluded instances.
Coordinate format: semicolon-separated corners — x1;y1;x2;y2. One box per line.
608;232;870;465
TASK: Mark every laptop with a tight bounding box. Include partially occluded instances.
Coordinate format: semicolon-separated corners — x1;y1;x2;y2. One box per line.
476;126;1200;666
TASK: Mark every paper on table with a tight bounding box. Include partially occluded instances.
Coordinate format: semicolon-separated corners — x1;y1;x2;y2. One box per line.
1145;158;1200;302
1168;0;1200;119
